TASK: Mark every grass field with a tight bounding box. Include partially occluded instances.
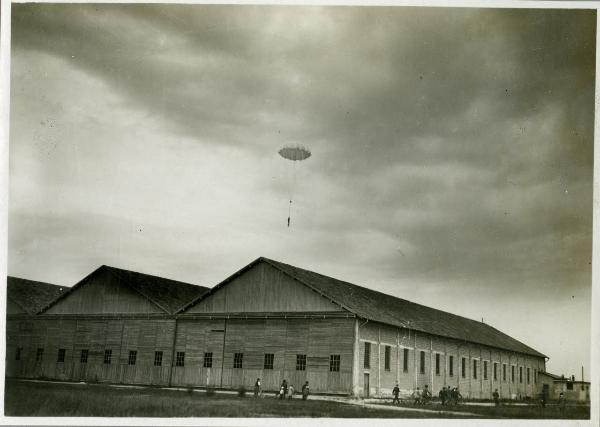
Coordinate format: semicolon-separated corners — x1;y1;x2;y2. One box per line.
371;400;590;419
4;379;590;419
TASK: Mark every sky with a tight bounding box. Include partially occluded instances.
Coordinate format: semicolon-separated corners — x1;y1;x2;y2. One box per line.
8;4;595;378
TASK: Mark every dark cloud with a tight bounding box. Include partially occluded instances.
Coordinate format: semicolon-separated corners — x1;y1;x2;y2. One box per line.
9;5;594;376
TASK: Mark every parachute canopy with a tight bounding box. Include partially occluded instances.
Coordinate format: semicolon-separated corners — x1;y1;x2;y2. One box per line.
278;145;311;162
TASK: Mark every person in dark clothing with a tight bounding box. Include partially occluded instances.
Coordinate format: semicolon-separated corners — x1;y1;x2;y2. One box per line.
493;389;500;406
392;384;400;405
254;378;261;398
301;381;310;400
422;385;431;404
281;380;288;400
439;386;447;405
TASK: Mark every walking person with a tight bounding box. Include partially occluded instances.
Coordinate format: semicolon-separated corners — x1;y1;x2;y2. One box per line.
439;386;447;406
412;387;421;405
422;385;431;404
558;392;566;414
254;378;261;398
493;388;500;406
301;381;310;400
282;379;288;400
288;384;294;399
392;384;400;405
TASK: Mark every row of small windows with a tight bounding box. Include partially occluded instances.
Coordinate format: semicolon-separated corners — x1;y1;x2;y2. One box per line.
22;348;341;372
364;343;537;384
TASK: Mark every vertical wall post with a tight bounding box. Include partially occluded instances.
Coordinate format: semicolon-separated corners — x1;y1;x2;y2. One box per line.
352;318;360;397
430;337;433;392
396;329;400;386
414;332;418;389
377;327;381;397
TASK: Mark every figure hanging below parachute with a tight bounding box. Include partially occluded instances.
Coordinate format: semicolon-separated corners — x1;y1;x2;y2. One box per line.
278;145;311;227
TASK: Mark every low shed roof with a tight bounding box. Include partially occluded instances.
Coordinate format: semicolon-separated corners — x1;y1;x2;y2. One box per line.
7;277;68;314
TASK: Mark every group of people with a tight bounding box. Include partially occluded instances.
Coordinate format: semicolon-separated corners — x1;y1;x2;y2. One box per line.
390;384;463;406
439;386;463;406
253;378;310;400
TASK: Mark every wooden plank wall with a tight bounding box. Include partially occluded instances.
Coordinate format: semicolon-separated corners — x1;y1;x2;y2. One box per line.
187;262;344;313
44;270;163;315
358;321;546;399
6;317;176;386
171;317;354;394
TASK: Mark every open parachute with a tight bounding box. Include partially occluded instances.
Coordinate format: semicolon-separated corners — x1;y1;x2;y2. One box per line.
279;145;311;227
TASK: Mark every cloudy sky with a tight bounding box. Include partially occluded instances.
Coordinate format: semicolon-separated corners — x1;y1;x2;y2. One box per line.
8;4;595;377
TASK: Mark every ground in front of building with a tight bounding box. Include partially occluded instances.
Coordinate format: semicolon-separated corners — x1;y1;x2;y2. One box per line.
3;379;590;418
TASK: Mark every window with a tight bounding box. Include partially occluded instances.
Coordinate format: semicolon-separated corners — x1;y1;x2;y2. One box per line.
264;353;274;370
461;357;466;378
104;349;112;364
534;369;537;384
403;348;409;372
176;351;185;367
519;366;523;383
202;351;212;368
483;361;488;380
511;365;515;383
384;346;391;371
36;348;44;362
57;349;66;363
15;347;22;361
566;382;573;390
296;354;306;371
435;353;440;375
233;352;243;369
473;359;478;379
493;362;497;381
503;364;507;381
330;354;341;372
527;367;530;384
154;351;163;367
449;355;454;377
128;350;137;365
419;351;425;374
80;349;89;364
364;342;371;369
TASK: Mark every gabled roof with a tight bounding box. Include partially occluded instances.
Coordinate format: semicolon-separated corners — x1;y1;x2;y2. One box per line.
40;265;209;315
181;257;546;358
7;276;68;315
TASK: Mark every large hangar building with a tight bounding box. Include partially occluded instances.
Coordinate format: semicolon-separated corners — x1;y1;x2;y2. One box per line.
6;257;546;399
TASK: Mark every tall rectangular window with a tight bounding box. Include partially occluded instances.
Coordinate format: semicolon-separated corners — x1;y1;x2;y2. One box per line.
203;352;213;368
493;362;497;381
296;354;306;371
534;369;537;384
57;349;66;363
80;349;88;364
419;351;425;374
403;348;409;372
233;352;243;369
527;367;530;384
36;348;44;362
449;355;454;377
511;365;515;383
176;351;185;367
128;350;137;365
384;346;391;371
154;351;163;367
435;353;440;375
461;357;466;378
15;347;22;361
104;349;112;364
503;364;507;381
473;359;478;379
483;361;488;380
264;353;274;370
519;366;523;383
330;354;341;372
364;342;371;369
